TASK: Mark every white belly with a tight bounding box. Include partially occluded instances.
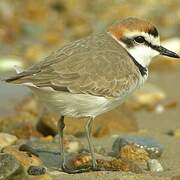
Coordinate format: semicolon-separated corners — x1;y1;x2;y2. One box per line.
29;87;132;118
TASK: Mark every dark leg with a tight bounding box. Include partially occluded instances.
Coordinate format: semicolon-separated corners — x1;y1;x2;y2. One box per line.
57;116;65;168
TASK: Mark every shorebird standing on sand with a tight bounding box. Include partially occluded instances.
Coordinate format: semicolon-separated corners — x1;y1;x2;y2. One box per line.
3;17;179;173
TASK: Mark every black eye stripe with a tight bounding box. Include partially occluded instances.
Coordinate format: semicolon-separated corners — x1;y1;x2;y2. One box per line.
120;36;157;51
134;36;145;43
120;37;134;48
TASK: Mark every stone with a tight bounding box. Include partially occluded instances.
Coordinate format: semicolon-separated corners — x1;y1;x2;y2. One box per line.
172;175;180;180
68;153;142;173
12;121;43;139
118;144;150;162
127;83;166;111
37;103;138;137
15;95;40;116
19;139;65;168
19;135;84;169
69;153;92;169
27;165;46;176
3;146;43;170
0;133;17;151
147;159;163;172
150;38;180;71
173;129;180;137
37;112;58;136
0;153;26;180
0;57;23;72
0;112;42;139
112;135;163;159
154;100;178;114
40;135;54;142
54;135;84;153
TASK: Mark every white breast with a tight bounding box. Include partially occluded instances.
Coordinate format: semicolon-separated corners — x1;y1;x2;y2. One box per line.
29;85;138;118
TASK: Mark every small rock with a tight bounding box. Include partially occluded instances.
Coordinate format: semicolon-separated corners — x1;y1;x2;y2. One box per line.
172;175;180;180
112;136;163;159
119;144;149;162
96;159;142;173
15;96;40;116
154;100;178;113
13;122;43;139
54;135;83;153
27;165;46;176
40;135;54;142
0;133;17;151
19;144;40;157
154;104;165;114
0;57;23;72
0;112;43;139
127;83;166;111
94;146;107;156
68;153;142;173
3;146;43;170
168;129;180;137
37;112;58;136
69;153;92;168
20;139;63;168
162;100;178;109
0;153;26;179
173;129;180;137
147;159;163;172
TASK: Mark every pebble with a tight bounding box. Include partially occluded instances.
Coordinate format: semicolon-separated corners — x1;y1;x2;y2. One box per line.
3;146;43;170
0;153;26;179
69;153;92;169
67;152;142;173
172;175;180;180
112;136;163;159
127;83;166;111
0;133;17;151
54;135;83;153
15;96;40;116
0;57;23;72
19;144;40;157
37;112;58;136
0;112;42;139
27;165;46;176
147;159;164;172
119;144;149;162
173;129;180;137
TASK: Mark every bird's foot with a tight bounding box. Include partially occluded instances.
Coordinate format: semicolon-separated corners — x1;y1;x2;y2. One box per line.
61;163;105;174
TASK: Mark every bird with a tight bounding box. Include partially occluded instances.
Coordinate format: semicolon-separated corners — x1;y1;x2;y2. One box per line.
3;17;179;173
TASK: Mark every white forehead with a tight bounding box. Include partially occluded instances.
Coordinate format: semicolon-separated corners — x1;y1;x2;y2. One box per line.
125;31;160;45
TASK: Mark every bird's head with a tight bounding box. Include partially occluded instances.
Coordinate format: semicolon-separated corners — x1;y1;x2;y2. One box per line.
108;17;179;67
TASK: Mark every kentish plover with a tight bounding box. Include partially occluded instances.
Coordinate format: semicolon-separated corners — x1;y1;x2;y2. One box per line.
3;17;179;173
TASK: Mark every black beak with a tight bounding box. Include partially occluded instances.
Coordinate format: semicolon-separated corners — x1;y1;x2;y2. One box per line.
155;46;180;58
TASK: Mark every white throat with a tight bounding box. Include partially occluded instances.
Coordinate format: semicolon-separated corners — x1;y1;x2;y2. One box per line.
127;45;159;67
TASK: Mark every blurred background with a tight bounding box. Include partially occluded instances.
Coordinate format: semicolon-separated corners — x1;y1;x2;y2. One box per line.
0;0;180;179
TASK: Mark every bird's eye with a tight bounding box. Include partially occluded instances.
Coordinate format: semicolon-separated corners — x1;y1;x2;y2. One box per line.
134;36;145;44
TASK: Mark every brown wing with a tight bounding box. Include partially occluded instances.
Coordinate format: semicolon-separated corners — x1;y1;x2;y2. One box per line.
5;33;140;97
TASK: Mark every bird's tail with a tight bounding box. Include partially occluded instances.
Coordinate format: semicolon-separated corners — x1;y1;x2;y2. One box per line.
0;72;29;84
0;65;27;83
